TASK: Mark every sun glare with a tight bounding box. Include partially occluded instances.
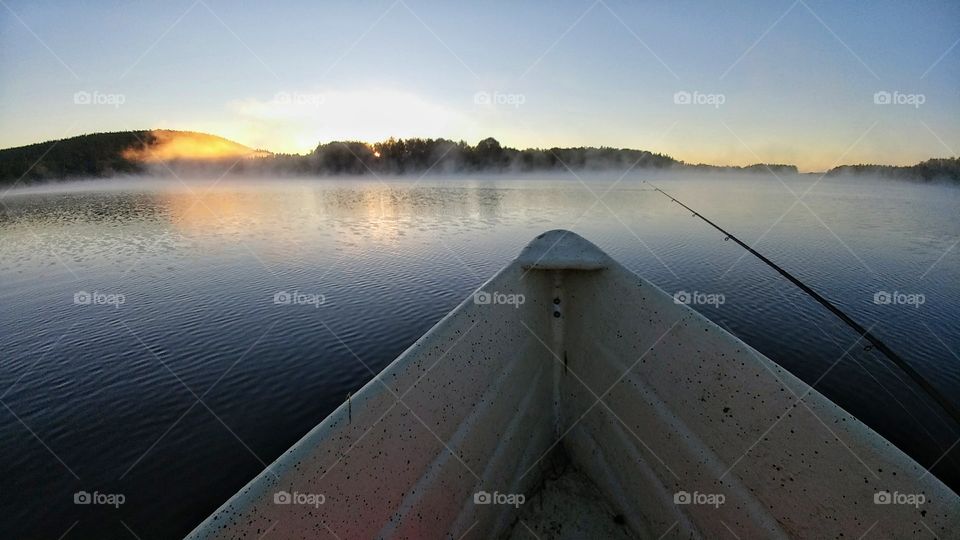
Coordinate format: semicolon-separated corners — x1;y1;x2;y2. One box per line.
122;130;268;162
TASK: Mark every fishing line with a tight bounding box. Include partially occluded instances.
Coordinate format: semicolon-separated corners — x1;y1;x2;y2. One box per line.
645;181;960;428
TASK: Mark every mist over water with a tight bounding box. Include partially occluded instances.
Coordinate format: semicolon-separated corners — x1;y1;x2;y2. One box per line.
2;172;959;538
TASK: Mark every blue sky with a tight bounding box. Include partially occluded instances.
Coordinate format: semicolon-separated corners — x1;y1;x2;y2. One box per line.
1;0;957;171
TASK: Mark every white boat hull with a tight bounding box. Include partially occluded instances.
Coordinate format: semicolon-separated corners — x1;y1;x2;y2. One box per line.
188;230;959;539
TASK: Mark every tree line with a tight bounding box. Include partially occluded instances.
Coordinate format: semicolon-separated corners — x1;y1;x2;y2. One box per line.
8;130;960;184
244;137;681;176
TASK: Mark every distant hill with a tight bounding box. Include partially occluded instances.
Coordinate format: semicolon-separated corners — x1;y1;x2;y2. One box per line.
0;133;683;182
686;162;799;175
1;130;955;184
0;130;267;185
0;131;149;183
119;130;269;163
826;158;960;182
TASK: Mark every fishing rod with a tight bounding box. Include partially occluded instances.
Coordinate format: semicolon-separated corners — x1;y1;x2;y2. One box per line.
645;181;960;428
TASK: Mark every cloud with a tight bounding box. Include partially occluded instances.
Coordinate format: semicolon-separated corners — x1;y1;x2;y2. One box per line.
228;88;475;154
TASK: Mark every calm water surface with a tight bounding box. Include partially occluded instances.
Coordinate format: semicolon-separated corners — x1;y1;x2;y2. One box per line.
2;173;958;538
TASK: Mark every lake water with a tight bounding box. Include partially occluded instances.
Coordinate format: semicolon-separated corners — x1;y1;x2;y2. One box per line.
2;173;958;538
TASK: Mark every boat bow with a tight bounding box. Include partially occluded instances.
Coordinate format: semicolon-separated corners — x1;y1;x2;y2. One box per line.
188;230;960;539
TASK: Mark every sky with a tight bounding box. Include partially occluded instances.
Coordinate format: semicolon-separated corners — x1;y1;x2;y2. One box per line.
0;0;957;172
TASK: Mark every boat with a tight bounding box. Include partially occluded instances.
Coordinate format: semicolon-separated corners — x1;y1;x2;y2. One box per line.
188;230;960;539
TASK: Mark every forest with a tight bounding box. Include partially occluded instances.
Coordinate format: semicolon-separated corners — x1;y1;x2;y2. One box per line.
4;130;958;184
